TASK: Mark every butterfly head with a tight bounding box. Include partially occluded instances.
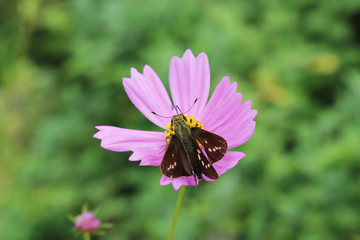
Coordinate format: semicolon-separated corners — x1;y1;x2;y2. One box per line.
171;114;187;126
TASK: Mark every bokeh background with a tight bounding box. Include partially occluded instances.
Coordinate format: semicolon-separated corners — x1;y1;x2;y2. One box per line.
1;0;360;239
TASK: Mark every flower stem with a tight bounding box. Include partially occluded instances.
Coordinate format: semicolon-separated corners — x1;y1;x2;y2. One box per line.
83;233;91;240
167;186;186;240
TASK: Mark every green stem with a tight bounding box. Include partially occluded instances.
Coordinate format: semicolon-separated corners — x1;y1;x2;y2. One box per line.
83;233;91;240
167;186;186;240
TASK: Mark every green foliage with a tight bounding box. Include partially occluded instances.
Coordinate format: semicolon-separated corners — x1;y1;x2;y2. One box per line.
1;0;360;239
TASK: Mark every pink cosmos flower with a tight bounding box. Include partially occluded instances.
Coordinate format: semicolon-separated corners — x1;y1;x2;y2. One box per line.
94;49;257;190
74;211;101;232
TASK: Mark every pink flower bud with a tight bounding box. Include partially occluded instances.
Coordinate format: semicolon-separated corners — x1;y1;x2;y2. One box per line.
74;211;101;232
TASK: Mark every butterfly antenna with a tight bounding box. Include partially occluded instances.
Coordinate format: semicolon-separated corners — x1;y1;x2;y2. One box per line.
184;98;199;114
175;105;182;114
174;98;199;115
151;111;172;118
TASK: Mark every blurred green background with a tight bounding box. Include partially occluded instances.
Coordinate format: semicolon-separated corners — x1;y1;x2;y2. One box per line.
1;0;360;239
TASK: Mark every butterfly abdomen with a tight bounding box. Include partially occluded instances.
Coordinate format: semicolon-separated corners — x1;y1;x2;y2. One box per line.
174;122;203;179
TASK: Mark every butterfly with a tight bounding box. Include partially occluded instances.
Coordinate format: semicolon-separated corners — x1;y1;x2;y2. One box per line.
160;113;228;184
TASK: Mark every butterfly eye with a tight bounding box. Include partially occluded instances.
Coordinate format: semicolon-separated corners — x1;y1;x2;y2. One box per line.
182;115;187;121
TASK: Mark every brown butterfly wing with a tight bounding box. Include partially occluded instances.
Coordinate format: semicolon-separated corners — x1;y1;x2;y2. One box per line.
191;127;228;163
187;136;219;180
160;135;192;178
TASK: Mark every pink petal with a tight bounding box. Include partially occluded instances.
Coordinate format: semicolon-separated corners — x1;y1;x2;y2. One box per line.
203;151;246;181
169;49;210;117
160;175;197;190
200;76;257;149
123;65;175;128
130;148;165;166
75;211;100;232
75;212;94;228
94;126;166;166
83;219;101;232
218;102;257;148
199;76;239;127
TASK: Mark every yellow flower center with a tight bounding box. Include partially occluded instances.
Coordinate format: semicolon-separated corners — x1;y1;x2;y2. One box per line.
164;114;204;143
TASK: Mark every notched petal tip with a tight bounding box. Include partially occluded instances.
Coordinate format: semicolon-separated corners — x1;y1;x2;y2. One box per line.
197;52;209;65
93;126;106;138
130;67;140;76
251;109;258;118
183;49;195;58
213;151;246;176
160;175;197;190
95;126;105;130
